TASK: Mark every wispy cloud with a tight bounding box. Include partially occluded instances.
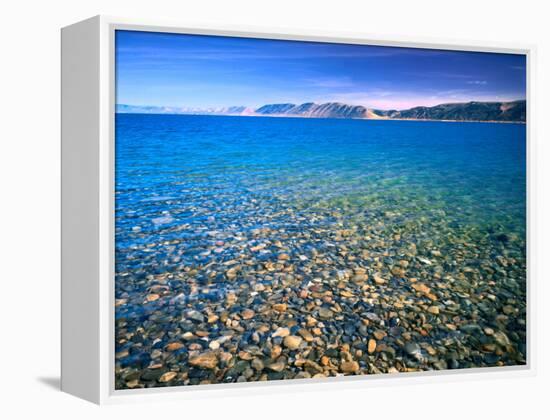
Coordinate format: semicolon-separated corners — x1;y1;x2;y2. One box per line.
404;71;477;80
117;46;386;62
467;80;488;85
116;43;447;64
303;77;355;88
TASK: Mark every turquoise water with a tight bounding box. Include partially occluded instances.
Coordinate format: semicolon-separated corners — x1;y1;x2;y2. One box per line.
115;114;525;251
114;114;526;388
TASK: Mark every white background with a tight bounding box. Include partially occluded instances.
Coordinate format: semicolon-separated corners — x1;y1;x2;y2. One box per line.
0;0;548;418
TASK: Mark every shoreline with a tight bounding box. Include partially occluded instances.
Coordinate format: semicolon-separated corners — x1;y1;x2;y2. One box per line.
116;111;526;124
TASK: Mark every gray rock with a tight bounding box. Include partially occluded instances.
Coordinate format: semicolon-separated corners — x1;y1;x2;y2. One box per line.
404;342;421;356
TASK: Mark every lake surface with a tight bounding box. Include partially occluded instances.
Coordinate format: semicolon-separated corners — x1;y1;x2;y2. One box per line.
114;114;526;389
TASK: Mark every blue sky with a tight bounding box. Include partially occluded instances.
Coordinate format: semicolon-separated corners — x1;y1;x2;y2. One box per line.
115;30;526;110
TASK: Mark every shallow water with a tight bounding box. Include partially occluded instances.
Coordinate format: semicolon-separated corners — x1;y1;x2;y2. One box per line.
114;114;526;388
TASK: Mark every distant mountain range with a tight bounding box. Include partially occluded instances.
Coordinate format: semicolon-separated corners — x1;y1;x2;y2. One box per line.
255;102;371;119
375;100;526;122
116;104;256;116
117;99;526;122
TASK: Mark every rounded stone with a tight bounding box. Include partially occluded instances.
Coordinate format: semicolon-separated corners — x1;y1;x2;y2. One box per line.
283;335;303;350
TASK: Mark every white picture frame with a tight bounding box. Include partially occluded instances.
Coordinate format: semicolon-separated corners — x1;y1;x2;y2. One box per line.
61;15;535;404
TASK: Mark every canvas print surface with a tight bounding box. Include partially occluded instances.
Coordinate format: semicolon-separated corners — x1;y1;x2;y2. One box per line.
114;30;527;390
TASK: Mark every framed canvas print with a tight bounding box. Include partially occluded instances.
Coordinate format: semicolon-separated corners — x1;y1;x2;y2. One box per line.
61;16;532;404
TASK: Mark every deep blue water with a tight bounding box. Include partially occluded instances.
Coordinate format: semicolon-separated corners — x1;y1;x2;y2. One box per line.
115;114;526;253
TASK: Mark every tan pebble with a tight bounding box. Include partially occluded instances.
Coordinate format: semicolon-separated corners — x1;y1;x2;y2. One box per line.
116;350;129;359
189;352;218;369
267;360;285;372
271;345;282;359
241;309;255;320
126;379;140;388
412;283;431;294
303;359;324;373
226;267;238;280
373;330;387;340
391;266;405;277
484;327;495;336
218;352;233;364
188;343;202;351
306;316;317;327
283;335;302;350
239;351;253;360
272;303;287;312
272;327;290;338
427;306;440;315
257;325;270;333
352;274;368;283
146;293;160;302
298;329;314;342
165;342;184;351
340;360;360;373
425;345;437;356
483;344;497;352
373;275;386;285
158;371;178;383
368;339;377;354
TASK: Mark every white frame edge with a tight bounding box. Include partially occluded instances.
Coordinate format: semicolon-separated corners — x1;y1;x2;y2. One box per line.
61;16;101;403
61;15;536;405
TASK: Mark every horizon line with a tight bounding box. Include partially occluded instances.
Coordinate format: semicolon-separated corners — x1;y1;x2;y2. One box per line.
116;97;527;113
